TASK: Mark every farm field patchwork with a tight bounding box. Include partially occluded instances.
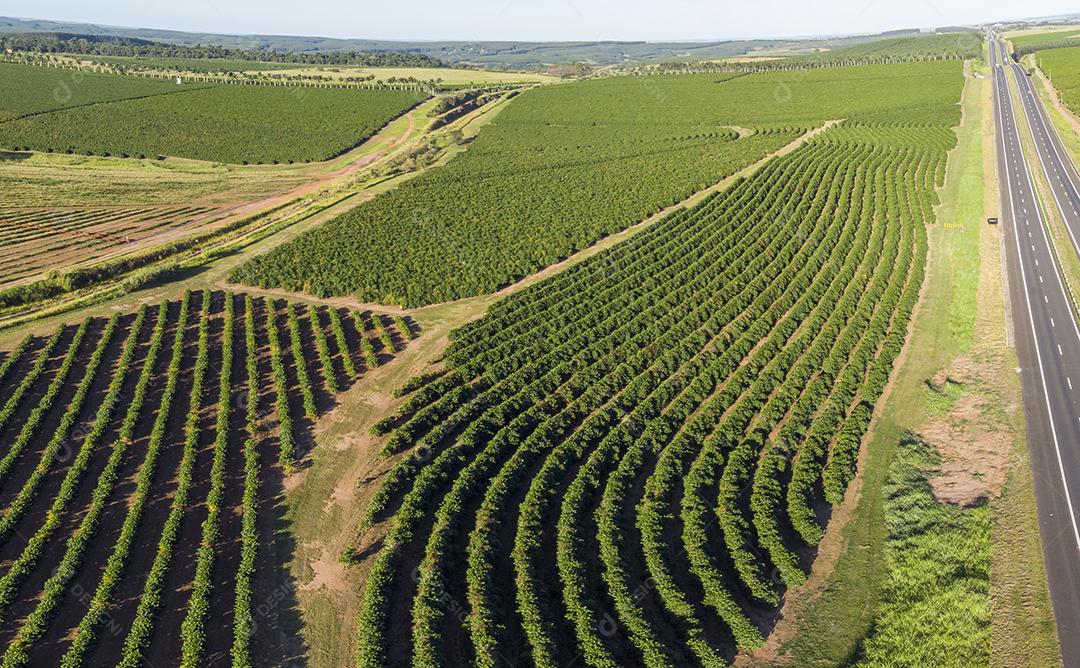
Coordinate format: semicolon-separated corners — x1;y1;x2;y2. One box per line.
347;72;961;667
232;61;963;307
742;32;982;69
0;289;413;666
0;6;1034;667
819;32;982;59
0;61;425;163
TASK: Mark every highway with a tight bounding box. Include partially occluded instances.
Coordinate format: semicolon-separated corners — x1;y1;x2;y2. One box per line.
1008;43;1080;263
991;34;1080;662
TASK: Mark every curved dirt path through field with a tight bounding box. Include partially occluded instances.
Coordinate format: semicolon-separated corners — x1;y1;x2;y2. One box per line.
0;109;421;293
226;120;841;320
279;119;842;668
183;109;418;229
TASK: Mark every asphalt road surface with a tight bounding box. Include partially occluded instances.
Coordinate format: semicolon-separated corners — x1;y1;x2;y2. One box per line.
1008;48;1080;261
991;34;1080;663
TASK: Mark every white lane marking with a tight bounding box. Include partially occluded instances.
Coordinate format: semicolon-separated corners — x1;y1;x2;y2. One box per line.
997;67;1080;556
1069;377;1073;390
1060;344;1064;356
1023;62;1080;209
1011;87;1080;346
1016;62;1080;261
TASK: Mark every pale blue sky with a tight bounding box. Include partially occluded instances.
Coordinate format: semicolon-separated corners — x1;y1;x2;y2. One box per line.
2;0;1078;42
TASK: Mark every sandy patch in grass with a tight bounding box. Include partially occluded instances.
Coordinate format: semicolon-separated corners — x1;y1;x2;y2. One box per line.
920;357;1015;505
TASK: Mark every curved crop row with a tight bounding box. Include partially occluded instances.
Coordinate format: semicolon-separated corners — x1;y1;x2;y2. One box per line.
351;105;960;668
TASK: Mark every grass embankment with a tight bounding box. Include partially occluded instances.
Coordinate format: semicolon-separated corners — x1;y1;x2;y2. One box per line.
772;59;1058;666
854;437;991;665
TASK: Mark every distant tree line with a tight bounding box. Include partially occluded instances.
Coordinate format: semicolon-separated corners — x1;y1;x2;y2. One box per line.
0;32;448;68
879;28;923;37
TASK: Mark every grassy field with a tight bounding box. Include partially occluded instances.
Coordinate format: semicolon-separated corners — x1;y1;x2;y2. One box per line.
0;152;313;207
853;437;991;665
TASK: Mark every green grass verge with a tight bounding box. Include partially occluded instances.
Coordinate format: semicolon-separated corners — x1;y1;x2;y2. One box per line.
852;436;991;667
774;64;985;665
